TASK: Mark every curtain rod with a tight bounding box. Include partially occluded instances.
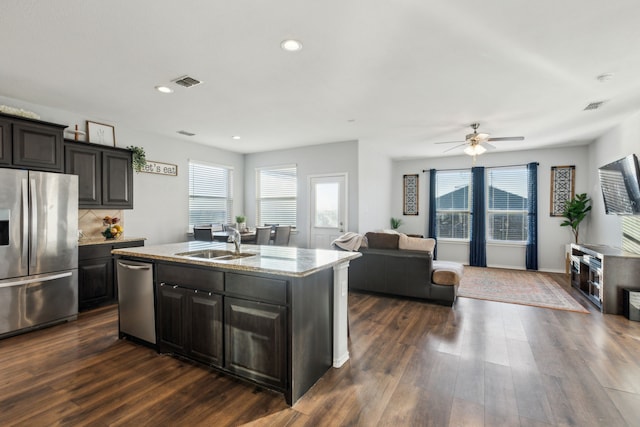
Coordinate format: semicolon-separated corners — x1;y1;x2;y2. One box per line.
422;162;539;173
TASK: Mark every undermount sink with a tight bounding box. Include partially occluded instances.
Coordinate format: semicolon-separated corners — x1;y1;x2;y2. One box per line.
175;249;256;261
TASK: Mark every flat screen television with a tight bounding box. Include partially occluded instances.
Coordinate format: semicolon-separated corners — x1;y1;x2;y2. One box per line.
598;154;640;215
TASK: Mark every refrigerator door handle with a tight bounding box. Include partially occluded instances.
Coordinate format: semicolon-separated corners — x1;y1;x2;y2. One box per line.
0;271;73;289
21;178;28;268
29;179;37;268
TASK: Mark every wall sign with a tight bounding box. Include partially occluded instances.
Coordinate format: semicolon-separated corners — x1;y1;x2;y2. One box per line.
140;160;178;176
403;174;419;215
550;165;575;216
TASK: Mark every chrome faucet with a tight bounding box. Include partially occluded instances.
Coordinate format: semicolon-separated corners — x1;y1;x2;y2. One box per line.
228;227;241;254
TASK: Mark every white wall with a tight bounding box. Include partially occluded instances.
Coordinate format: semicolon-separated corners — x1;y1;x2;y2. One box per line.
358;141;393;233
125;130;244;245
588;111;640;248
244;140;359;248
393;146;590;272
0;95;244;246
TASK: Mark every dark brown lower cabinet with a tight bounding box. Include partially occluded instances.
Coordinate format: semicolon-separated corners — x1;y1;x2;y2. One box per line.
224;297;286;389
78;256;113;310
188;290;223;366
156;284;186;354
156;283;223;367
78;240;145;311
151;262;333;405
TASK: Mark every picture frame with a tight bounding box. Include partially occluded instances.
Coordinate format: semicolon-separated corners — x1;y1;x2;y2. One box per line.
550;165;575;216
86;120;116;146
403;174;419;215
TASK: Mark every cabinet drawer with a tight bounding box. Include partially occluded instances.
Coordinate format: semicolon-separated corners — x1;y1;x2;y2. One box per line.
113;240;144;249
79;244;113;260
226;273;287;305
80;240;145;260
157;263;224;292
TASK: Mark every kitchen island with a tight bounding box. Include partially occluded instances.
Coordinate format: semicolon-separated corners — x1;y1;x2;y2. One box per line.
112;241;360;405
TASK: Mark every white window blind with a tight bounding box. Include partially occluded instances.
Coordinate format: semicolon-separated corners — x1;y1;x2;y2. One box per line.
435;170;472;240
188;161;233;228
487;166;528;241
623;216;640;254
257;165;297;227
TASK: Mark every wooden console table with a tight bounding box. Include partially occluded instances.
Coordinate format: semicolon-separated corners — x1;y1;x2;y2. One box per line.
570;243;640;314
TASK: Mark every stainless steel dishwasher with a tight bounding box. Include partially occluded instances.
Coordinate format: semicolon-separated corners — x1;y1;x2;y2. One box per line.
116;260;156;344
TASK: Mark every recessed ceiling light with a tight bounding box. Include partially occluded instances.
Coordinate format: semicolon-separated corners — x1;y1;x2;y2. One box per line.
281;39;303;52
232;135;241;140
155;85;173;93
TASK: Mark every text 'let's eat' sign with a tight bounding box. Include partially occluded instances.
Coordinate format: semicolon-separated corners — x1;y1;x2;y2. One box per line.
140;161;178;176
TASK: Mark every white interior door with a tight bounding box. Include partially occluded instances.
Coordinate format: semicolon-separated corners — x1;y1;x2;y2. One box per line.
309;174;347;249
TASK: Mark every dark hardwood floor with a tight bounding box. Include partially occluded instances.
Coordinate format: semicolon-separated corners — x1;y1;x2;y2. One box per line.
1;273;639;426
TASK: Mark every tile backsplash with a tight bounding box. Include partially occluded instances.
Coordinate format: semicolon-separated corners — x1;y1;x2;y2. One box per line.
79;209;124;239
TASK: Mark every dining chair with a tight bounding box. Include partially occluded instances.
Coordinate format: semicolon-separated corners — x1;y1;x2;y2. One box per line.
254;226;272;245
222;223;238;231
273;226;291;246
193;226;214;241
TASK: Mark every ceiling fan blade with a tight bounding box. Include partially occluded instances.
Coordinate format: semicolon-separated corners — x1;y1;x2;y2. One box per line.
443;142;468;153
487;136;525;142
434;140;465;145
482;142;497;151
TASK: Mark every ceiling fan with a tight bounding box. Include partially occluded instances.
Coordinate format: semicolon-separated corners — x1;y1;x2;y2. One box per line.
435;123;524;157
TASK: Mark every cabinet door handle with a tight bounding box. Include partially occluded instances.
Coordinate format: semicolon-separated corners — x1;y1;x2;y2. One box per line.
160;282;166;287
173;285;178;289
194;289;198;293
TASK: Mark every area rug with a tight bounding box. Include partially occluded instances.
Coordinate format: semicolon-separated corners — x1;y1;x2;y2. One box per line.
458;266;589;313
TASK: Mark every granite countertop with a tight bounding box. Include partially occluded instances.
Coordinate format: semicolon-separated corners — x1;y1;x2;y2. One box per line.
79;237;147;246
111;241;361;277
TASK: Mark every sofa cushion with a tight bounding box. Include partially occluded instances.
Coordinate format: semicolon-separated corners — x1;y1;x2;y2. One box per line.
365;232;399;250
398;234;435;252
432;261;464;286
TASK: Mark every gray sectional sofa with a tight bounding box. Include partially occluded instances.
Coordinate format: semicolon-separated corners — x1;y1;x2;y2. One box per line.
347;232;462;306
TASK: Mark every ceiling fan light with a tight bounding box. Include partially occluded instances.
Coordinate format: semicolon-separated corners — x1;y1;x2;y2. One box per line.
464;144;487;156
476;133;490;142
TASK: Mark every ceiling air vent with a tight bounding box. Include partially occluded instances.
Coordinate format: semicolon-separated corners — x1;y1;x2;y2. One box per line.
177;130;196;136
172;75;203;88
584;101;605;111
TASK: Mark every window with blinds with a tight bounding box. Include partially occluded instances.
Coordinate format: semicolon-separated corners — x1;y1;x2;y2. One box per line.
623;216;640;254
435;170;472;240
256;165;297;227
188;161;233;228
487;166;528;241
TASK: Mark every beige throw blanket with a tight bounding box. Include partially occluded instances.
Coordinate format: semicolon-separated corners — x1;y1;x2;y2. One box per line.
331;232;364;251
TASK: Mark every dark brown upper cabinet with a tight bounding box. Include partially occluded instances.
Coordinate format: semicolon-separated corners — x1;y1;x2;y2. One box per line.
64;140;134;209
0;112;65;172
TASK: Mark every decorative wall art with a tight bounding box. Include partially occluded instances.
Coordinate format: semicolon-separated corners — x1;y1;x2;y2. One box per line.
140;160;178;176
550;165;575;216
403;174;419;215
86;121;116;146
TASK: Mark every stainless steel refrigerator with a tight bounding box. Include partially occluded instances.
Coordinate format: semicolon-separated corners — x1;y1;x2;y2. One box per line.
0;168;79;338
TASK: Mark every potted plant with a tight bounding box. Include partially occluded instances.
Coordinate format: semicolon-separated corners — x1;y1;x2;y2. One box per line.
560;193;592;244
390;217;403;230
127;145;147;172
235;215;246;231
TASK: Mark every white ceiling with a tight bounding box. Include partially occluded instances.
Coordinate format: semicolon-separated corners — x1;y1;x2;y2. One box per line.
2;0;640;159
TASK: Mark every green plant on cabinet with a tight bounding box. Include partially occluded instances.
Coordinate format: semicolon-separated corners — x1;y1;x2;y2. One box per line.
127;145;147;172
560;193;592;244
